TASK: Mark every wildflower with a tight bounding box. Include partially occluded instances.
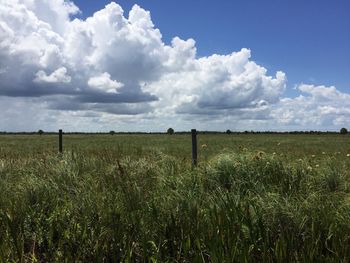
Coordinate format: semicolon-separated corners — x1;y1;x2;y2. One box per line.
307;166;313;171
347;154;350;157
201;144;207;149
277;142;281;146
315;164;319;168
272;152;276;155
322;152;326;155
298;159;303;162
311;155;316;158
253;155;261;161
257;151;265;156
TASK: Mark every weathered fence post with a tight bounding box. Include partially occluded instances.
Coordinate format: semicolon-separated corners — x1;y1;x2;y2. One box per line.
59;129;63;154
191;129;197;166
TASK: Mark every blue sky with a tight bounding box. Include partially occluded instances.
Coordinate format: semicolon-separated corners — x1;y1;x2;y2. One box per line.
1;0;350;131
74;0;350;96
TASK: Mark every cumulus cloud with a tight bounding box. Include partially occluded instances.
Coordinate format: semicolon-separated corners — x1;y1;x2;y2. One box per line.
88;73;124;94
0;0;348;131
271;84;350;129
0;1;285;112
146;48;286;117
34;67;71;83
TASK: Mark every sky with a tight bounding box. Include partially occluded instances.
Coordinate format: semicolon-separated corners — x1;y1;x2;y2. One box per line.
0;0;349;132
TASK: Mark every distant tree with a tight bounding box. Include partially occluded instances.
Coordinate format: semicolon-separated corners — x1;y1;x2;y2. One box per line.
167;128;174;135
340;127;348;134
38;129;44;135
226;129;232;134
110;130;115;136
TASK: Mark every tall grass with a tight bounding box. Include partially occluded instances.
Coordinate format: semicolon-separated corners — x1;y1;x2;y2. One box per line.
1;146;350;262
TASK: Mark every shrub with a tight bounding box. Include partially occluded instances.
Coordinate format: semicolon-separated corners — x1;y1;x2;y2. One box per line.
167;128;174;135
340;127;348;134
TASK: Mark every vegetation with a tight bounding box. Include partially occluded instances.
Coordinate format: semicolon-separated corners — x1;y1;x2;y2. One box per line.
340;127;348;134
167;128;174;135
37;130;44;136
0;134;350;262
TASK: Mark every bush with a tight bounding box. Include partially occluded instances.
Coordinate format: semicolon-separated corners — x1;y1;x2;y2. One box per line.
167;128;174;135
38;129;44;135
340;127;348;134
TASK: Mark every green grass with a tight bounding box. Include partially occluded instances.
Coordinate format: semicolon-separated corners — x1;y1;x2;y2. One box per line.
0;134;350;262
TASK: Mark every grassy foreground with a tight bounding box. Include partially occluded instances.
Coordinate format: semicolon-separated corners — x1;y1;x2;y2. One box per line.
1;134;350;262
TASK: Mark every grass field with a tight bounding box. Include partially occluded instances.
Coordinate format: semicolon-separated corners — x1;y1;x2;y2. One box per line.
1;134;350;262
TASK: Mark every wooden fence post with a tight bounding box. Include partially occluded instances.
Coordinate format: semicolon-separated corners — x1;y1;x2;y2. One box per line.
59;129;63;153
191;129;197;166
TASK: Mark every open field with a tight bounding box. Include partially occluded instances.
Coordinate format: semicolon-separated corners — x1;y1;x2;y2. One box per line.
1;133;350;161
1;134;350;262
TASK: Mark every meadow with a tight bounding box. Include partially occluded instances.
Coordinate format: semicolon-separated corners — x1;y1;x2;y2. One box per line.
1;133;350;262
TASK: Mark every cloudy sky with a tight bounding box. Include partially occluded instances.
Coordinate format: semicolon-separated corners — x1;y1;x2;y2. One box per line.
0;0;349;132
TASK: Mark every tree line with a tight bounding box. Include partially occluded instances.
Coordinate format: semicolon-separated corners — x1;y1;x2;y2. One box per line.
0;128;348;135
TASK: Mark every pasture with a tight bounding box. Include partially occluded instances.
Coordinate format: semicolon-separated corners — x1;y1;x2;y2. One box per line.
1;133;350;262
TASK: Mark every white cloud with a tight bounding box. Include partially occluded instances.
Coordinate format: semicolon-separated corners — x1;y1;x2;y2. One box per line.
34;67;71;83
0;1;348;131
271;84;350;129
88;73;124;94
146;48;286;116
